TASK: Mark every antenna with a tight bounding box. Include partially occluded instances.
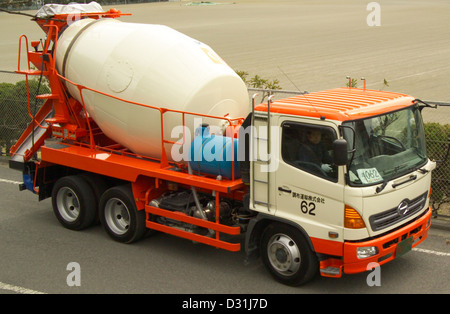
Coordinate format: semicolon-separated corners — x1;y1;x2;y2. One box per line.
277;66;321;117
278;66;302;92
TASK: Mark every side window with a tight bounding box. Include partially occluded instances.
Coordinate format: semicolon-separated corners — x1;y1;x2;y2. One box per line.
281;122;338;181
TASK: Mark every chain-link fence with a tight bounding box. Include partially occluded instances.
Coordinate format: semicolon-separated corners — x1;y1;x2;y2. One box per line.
0;70;49;157
1;71;449;216
424;120;449;217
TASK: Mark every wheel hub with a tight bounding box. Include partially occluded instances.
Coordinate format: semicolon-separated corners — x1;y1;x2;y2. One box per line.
56;187;80;222
267;234;301;276
104;198;131;235
275;248;288;263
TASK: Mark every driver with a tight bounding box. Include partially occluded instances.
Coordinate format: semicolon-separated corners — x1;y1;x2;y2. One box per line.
299;129;333;174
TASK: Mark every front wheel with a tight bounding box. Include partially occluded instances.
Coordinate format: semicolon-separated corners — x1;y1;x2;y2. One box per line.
99;184;146;244
261;223;318;286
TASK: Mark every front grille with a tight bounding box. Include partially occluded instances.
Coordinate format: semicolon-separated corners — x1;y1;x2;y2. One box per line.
369;191;428;231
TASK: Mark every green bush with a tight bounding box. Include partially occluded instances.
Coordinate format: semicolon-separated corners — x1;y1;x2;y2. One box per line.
424;122;449;208
235;70;281;102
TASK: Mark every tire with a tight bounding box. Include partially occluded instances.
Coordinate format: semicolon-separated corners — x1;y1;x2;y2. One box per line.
51;175;97;230
261;222;318;286
99;184;146;244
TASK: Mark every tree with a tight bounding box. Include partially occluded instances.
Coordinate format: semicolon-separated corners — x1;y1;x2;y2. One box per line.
235;70;282;102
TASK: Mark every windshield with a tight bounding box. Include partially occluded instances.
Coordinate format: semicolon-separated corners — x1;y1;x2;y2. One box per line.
342;105;427;186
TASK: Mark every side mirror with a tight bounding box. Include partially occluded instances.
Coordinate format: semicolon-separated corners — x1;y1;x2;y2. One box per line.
333;139;348;166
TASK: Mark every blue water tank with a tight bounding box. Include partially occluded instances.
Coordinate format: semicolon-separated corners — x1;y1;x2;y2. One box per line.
189;126;240;179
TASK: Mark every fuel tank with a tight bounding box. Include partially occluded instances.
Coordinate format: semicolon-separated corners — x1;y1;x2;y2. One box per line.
189;125;240;179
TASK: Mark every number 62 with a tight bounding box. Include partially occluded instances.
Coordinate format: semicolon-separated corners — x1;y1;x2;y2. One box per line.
300;201;316;216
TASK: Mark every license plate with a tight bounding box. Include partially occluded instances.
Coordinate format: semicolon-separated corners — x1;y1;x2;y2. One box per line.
396;237;413;257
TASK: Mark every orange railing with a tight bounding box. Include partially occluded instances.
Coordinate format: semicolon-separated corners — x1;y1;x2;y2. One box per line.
17;35;50;130
57;73;243;180
15;11;245;180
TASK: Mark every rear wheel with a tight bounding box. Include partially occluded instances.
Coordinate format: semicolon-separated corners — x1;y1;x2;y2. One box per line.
261;223;318;286
51;175;97;230
99;184;146;243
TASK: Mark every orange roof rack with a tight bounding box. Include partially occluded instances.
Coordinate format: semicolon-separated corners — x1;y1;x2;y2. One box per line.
255;87;415;121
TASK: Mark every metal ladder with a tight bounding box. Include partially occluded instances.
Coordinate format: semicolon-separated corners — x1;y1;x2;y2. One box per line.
251;94;274;213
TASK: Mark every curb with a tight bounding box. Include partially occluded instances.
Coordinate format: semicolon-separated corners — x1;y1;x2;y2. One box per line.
0;156;10;165
431;216;450;231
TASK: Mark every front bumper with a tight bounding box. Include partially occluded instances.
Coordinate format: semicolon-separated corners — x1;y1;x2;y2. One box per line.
342;207;432;274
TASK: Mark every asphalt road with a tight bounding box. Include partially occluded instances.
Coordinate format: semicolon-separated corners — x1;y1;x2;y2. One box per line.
0;161;449;294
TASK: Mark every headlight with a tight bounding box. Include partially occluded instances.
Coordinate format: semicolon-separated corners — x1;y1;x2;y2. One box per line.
357;246;378;259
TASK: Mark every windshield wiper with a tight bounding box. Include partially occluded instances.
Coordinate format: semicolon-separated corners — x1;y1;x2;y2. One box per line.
405;164;429;174
376;163;416;193
392;174;418;188
376;180;388;193
375;166;400;193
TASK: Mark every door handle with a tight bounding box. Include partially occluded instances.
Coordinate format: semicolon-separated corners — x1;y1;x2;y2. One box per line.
278;186;291;193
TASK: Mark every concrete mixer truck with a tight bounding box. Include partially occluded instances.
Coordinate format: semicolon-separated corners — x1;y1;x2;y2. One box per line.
8;3;435;286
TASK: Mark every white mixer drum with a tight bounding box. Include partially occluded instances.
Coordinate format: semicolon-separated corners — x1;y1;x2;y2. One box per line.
55;18;249;160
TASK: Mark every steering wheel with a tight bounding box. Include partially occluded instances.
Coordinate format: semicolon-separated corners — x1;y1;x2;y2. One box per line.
376;135;406;151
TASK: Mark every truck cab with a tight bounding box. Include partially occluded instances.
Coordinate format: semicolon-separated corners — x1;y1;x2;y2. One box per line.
246;87;434;285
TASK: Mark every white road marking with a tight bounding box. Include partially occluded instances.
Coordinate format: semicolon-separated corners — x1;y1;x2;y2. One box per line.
0;178;21;185
413;248;450;257
0;281;46;294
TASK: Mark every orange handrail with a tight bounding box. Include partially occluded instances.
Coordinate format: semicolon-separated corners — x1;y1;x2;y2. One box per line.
56;73;243;179
19;11;243;181
16;35;50;130
17;35;30;73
